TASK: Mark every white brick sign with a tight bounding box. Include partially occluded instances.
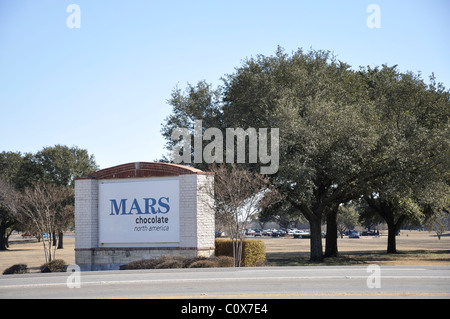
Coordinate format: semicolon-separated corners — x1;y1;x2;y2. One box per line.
74;162;215;271
98;178;180;246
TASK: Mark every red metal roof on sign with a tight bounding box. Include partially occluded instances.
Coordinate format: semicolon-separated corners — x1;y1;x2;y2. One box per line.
77;162;211;180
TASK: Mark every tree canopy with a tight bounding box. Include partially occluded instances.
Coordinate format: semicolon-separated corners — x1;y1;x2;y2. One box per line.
162;47;450;262
0;145;98;251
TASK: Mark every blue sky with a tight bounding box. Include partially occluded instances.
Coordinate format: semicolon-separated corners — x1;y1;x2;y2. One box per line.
1;0;449;169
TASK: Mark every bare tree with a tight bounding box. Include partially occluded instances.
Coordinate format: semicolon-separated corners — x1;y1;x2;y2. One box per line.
17;182;73;262
205;164;282;267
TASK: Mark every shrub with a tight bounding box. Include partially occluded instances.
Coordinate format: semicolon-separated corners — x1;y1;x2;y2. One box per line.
215;238;266;267
124;255;198;270
215;238;234;257
241;239;266;267
124;259;160;270
181;256;208;267
155;258;184;269
123;255;236;270
40;259;67;272
3;264;28;275
188;259;216;268
215;256;235;267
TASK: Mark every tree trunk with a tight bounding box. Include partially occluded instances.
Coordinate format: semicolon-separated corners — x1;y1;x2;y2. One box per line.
324;209;339;258
5;229;13;248
387;222;397;254
52;231;57;246
0;224;7;251
309;217;324;262
234;238;243;267
365;197;405;255
57;232;64;249
386;214;405;254
290;200;324;262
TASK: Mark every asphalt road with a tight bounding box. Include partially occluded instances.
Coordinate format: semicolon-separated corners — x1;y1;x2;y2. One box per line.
1;266;449;299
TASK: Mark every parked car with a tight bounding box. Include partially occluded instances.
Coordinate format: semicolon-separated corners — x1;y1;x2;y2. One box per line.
254;230;261;237
263;229;277;236
215;231;226;238
349;232;360;238
293;230;310;238
245;229;255;236
271;229;286;237
361;231;380;236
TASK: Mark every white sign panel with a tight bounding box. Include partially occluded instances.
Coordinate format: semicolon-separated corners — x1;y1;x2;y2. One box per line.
98;178;180;245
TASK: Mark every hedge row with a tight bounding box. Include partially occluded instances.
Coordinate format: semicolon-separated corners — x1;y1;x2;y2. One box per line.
3;240;266;274
124;255;235;270
215;238;266;267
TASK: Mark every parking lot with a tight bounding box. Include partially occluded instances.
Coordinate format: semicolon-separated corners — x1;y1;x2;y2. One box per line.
260;230;450;266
